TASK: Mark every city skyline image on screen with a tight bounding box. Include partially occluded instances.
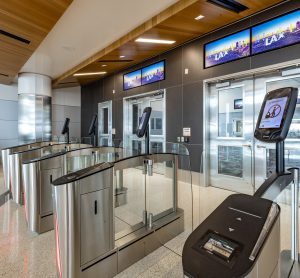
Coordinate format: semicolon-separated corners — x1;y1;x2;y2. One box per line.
141;61;165;85
205;29;250;68
252;10;300;55
124;69;142;90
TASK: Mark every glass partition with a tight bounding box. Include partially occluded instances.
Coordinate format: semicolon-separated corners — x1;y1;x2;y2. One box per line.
112;142;194;258
114;157;147;239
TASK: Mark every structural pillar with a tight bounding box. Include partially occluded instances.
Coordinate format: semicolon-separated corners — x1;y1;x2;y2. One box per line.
18;73;52;143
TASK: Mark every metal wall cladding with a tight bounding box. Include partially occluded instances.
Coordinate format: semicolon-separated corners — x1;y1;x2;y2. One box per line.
18;94;52;143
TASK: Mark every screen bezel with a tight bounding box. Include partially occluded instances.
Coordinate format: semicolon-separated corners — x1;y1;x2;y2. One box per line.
141;60;166;86
203;29;251;69
251;8;300;57
123;69;142;91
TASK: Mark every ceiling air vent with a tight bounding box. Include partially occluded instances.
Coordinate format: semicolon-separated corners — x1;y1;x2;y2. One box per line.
0;29;30;44
207;0;248;13
98;59;134;63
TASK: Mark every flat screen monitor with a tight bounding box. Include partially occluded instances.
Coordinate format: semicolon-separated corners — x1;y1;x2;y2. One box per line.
204;29;250;68
252;9;300;55
141;61;165;85
123;69;142;90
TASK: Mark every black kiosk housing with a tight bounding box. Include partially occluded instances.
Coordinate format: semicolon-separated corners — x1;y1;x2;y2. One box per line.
182;87;298;278
61;117;70;144
88;114;98;146
136;107;152;154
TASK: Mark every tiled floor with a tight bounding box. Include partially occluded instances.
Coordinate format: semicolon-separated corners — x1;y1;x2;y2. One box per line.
0;166;299;277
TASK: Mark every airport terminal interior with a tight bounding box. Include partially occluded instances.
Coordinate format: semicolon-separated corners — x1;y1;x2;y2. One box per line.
2;0;300;277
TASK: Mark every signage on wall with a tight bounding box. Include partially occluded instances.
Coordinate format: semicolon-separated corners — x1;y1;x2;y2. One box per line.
123;69;141;90
123;60;165;91
141;60;165;85
203;9;300;68
252;9;300;55
204;29;250;68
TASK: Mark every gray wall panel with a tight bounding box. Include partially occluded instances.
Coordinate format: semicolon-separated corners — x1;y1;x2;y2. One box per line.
166;86;182;143
52;105;64;122
0;139;19;149
0;100;18;121
0;120;18;139
64;106;81;123
160;47;183;88
182;82;203;145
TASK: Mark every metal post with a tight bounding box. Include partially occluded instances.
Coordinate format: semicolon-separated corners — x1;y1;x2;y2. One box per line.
276;141;285;173
291;167;299;261
145;124;150;155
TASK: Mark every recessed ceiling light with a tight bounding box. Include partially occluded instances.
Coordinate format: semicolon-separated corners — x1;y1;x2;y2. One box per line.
119;55;125;58
101;64;107;67
195;14;205;20
135;38;176;44
73;72;107;76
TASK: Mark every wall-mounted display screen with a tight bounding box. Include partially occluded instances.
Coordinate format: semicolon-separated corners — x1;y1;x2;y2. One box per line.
204;29;250;68
234;99;243;109
252;10;300;55
259;97;288;129
141;61;165;85
123;69;142;90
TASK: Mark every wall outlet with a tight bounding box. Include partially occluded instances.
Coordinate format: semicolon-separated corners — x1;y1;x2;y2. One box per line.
181;137;184;142
112;128;116;135
177;137;181;142
184;68;189;75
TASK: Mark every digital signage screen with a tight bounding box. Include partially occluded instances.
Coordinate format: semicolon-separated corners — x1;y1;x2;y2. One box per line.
141;60;165;85
204;29;250;68
123;69;142;90
252;9;300;55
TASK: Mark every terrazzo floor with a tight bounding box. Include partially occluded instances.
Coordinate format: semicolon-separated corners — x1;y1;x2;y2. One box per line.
0;166;299;277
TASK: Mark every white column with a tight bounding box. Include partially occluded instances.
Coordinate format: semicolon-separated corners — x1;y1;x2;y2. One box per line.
18;73;52;142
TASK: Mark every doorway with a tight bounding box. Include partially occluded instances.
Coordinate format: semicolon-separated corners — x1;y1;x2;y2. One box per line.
123;90;166;153
98;100;112;146
205;70;300;194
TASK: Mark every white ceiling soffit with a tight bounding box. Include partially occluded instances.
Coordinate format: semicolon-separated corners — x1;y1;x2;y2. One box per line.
21;0;179;79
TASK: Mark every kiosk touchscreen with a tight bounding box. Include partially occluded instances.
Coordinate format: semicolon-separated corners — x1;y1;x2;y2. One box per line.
254;87;298;142
136;107;152;138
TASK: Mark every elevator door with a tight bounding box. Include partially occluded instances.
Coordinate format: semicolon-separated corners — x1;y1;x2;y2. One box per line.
123;90;165;153
208;78;254;194
98;101;112;146
207;72;300;194
254;73;300;189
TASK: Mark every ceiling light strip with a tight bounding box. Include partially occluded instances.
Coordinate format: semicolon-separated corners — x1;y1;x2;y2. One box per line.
73;72;107;76
135;38;175;44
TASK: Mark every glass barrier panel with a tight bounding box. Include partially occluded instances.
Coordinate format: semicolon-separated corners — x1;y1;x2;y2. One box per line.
114;156;146;240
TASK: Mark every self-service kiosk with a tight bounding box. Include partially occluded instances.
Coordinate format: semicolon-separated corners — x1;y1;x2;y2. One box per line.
136;106;152;154
182;87;298;277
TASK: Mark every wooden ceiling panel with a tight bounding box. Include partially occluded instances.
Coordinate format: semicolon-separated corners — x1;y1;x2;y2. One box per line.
0;0;72;84
54;0;284;87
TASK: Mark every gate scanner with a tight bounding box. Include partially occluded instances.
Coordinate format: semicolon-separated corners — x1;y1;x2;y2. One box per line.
182;87;298;277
